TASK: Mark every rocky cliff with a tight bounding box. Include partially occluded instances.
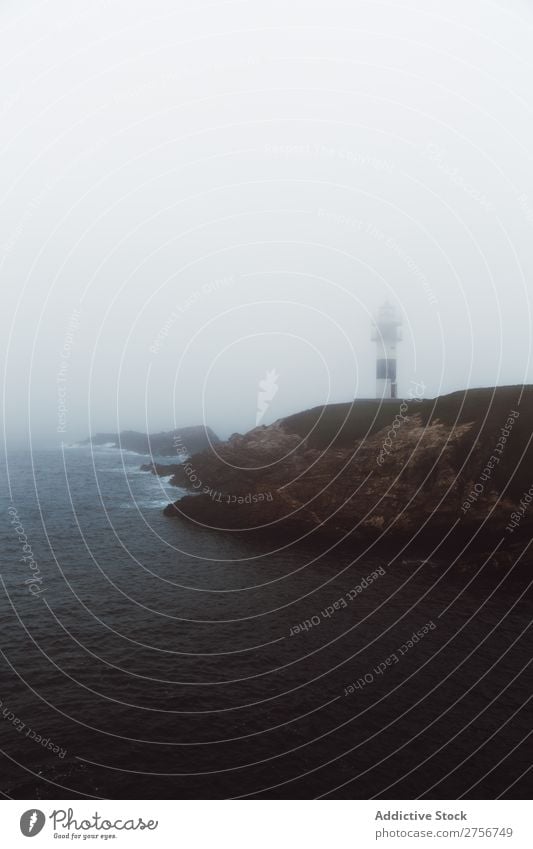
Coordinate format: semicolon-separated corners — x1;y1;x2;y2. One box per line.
157;386;533;555
80;425;219;457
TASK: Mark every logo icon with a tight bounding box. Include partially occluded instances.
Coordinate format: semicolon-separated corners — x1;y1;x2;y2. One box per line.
256;369;279;425
20;810;45;837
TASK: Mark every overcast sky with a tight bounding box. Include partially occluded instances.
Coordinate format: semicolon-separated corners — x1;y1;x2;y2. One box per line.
2;0;533;446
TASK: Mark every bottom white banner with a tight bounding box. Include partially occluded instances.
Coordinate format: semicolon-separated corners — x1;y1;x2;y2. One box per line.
0;799;530;848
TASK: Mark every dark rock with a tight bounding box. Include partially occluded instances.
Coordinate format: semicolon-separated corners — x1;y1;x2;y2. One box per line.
79;425;219;457
163;385;533;556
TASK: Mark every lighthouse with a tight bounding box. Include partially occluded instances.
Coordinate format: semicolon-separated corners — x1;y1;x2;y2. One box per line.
371;301;402;399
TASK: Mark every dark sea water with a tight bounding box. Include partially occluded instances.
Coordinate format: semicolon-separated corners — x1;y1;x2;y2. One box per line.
0;447;531;800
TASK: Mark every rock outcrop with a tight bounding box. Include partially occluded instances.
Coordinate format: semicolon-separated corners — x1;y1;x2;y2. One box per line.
160;386;533;554
80;425;219;457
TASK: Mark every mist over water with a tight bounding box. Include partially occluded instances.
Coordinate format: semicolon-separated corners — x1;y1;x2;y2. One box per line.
2;0;533;446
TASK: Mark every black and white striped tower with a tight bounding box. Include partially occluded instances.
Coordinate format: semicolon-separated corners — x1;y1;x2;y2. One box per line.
371;301;402;399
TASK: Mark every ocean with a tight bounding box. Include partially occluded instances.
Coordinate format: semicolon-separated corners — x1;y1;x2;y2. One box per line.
0;447;531;799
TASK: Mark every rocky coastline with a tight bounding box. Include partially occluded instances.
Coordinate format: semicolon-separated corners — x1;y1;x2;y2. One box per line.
80;425;219;456
144;386;533;560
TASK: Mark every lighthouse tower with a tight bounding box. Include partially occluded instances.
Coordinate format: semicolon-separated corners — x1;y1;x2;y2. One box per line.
371;301;402;399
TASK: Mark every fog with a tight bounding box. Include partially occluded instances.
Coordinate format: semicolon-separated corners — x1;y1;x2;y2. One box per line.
2;0;533;447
